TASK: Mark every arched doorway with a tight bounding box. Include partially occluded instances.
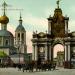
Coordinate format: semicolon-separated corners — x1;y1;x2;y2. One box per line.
53;44;64;58
53;44;64;67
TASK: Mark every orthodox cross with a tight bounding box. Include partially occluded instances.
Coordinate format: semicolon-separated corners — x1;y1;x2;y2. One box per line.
0;1;23;15
2;1;8;15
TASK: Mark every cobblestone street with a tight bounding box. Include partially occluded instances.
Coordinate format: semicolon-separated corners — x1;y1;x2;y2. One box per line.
0;67;75;75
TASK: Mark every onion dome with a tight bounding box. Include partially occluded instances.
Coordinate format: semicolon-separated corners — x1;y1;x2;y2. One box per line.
0;15;9;24
0;2;9;24
38;32;45;38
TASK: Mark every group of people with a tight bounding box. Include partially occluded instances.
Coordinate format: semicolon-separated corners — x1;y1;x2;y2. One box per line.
17;61;56;72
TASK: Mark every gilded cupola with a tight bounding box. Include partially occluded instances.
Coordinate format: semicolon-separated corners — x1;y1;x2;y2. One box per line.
0;2;9;24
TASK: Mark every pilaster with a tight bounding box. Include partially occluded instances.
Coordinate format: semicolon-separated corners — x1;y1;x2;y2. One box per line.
49;45;52;61
48;20;52;34
65;19;68;34
64;45;68;61
35;44;38;61
45;44;48;60
32;45;35;60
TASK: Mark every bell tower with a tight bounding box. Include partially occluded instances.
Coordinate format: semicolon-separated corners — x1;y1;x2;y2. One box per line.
15;13;27;54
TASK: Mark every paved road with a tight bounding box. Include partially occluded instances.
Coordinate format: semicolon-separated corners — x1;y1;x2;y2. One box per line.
0;67;75;75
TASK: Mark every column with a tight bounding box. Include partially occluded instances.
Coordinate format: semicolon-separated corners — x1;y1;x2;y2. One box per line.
32;45;35;60
64;43;71;68
35;44;38;61
65;43;70;61
48;20;51;34
49;45;51;61
67;43;70;61
45;44;48;60
65;20;68;34
64;45;68;61
67;42;71;68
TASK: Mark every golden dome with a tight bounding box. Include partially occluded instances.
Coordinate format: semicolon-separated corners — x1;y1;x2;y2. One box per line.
38;32;45;37
0;15;9;24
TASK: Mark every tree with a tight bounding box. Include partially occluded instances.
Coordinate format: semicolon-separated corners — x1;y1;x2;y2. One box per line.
0;51;7;57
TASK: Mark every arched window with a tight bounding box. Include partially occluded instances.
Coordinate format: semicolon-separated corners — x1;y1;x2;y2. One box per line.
5;40;9;46
18;33;20;40
22;33;24;41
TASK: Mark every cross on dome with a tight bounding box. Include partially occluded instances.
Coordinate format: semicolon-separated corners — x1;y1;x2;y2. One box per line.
2;1;8;15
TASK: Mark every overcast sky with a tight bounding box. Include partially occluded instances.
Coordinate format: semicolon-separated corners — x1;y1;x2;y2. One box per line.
0;0;75;57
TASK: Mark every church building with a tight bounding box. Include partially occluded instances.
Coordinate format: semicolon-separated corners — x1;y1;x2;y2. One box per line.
0;2;27;64
0;2;14;55
15;13;27;54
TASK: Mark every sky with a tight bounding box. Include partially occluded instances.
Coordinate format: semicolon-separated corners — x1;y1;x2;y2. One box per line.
0;0;75;57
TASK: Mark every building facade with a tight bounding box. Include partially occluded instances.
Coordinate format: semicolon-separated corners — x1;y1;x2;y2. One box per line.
32;1;75;68
0;2;27;65
32;32;51;63
0;2;14;55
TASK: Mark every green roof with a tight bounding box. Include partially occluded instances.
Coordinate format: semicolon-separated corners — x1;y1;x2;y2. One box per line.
0;30;13;37
15;25;25;32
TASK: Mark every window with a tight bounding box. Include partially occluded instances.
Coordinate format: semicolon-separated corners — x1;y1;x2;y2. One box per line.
22;33;24;41
18;33;20;40
5;40;9;46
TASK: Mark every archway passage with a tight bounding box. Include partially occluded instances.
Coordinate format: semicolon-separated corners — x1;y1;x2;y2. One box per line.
53;44;64;58
53;44;64;67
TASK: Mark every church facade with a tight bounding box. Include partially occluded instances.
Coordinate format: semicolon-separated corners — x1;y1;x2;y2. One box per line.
32;1;75;68
0;2;27;64
0;2;14;55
